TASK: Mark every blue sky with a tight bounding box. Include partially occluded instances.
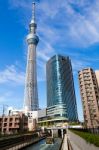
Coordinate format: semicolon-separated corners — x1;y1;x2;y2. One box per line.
0;0;99;121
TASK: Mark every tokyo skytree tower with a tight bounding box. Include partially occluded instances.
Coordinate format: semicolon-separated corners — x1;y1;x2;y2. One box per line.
24;2;39;111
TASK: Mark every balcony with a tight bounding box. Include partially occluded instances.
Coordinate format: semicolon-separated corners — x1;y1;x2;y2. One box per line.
4;118;8;122
9;123;12;127
15;119;20;123
9;118;13;122
0;118;2;123
3;123;7;127
14;123;19;128
0;123;2;128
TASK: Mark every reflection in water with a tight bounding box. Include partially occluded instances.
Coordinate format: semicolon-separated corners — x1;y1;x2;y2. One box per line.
25;140;46;150
24;138;62;150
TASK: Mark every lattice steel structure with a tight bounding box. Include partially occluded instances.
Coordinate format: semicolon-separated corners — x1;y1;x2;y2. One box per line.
24;3;39;111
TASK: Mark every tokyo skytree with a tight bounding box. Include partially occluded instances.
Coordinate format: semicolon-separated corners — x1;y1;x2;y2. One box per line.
24;2;39;111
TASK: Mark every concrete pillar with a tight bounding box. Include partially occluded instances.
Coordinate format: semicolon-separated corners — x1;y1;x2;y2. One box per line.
50;129;51;135
37;132;40;137
61;129;63;138
52;129;53;138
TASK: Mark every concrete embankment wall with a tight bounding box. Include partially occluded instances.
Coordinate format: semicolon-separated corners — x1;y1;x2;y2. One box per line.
9;137;45;150
0;133;43;150
68;130;99;150
20;137;45;150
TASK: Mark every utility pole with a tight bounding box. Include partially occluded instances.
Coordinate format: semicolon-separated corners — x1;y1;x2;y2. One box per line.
1;105;8;134
2;105;4;117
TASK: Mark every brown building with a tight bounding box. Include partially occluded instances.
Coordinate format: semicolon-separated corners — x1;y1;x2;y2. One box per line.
78;68;99;128
0;112;28;134
95;70;99;87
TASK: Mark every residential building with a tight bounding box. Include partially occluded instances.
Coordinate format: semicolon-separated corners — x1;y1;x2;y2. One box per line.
46;55;78;122
78;68;99;128
95;70;99;87
9;109;38;132
0;112;28;134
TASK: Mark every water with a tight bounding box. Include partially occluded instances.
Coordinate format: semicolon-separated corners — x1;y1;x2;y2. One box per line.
24;138;62;150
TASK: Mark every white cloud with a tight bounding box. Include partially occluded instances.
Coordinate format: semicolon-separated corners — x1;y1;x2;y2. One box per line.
37;50;50;62
37;38;55;59
0;62;47;84
72;59;91;73
9;0;31;9
0;92;23;115
0;65;25;85
9;0;99;48
6;0;99;81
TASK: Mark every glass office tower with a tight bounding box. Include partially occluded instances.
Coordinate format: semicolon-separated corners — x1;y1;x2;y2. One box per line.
46;55;78;121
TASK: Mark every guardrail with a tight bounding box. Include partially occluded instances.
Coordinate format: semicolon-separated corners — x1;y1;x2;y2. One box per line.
67;138;73;150
59;135;64;150
59;134;73;150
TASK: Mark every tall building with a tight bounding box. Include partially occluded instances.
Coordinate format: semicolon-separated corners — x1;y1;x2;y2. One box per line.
24;3;39;111
78;68;99;128
46;55;78;121
95;70;99;87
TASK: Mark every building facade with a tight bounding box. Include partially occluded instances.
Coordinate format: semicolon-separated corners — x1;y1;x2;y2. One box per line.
24;3;39;111
78;68;99;128
95;70;99;87
0;113;28;134
46;55;78;122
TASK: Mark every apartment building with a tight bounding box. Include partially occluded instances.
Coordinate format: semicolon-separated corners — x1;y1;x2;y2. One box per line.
78;68;99;128
95;70;99;87
0;112;28;134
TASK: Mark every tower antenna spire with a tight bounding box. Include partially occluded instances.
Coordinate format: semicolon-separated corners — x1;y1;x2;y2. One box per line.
32;2;36;22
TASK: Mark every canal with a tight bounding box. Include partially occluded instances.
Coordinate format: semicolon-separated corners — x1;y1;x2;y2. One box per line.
24;138;62;150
